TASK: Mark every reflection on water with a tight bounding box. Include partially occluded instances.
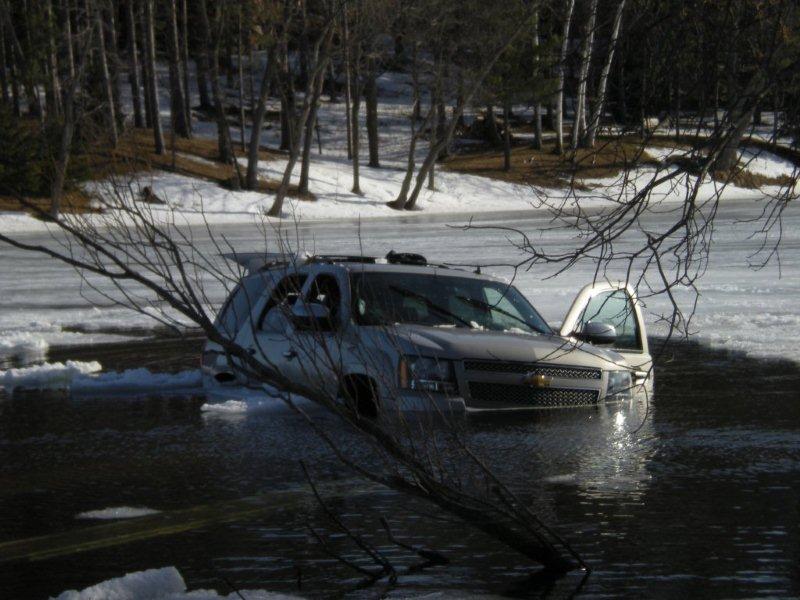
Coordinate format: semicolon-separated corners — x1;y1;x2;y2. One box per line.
1;338;800;598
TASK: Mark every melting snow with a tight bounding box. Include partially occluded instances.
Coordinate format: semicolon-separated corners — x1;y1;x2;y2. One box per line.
52;566;301;600
76;506;161;520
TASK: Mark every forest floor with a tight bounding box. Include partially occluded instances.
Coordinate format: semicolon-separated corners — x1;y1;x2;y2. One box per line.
444;134;797;191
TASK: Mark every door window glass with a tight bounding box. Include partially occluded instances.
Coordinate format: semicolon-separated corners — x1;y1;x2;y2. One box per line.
217;274;270;337
577;290;641;350
258;274;307;332
305;274;342;328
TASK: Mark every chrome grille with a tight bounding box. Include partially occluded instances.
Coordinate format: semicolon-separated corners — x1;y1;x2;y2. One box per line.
463;360;601;380
468;382;600;408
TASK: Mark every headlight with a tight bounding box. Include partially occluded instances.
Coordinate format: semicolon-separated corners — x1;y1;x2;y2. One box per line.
606;369;632;399
398;356;456;394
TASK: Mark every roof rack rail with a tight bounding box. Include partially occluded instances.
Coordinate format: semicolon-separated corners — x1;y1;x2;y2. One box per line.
310;255;377;265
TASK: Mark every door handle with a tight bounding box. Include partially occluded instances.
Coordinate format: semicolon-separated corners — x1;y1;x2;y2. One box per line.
283;349;297;360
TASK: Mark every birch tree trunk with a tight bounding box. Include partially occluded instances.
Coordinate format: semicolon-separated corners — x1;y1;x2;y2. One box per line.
531;8;542;150
585;0;625;147
127;0;144;128
45;0;61;120
571;0;598;149
555;0;575;154
94;0;117;146
167;0;190;138
144;0;164;153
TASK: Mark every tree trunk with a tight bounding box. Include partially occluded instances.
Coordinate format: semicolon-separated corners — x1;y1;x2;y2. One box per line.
0;20;7;106
104;0;122;129
298;56;327;195
279;39;294;152
389;102;434;209
245;44;277;190
144;0;164;153
503;100;511;171
365;58;379;168
199;0;233;164
585;0;625;147
351;75;362;194
554;0;576;154
45;0;62;120
572;0;598;149
531;8;542;150
180;0;191;129
485;104;502;145
342;8;352;159
94;0;117;146
127;0;144;128
237;4;246;151
167;0;190;138
140;0;153;128
195;55;213;110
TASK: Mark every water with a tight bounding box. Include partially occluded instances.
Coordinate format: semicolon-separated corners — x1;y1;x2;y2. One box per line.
1;337;799;598
1;203;799;597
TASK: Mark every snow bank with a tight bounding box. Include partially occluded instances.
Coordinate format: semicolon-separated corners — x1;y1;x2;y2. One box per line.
0;331;49;362
76;506;161;520
0;361;201;394
1;360;101;391
53;566;301;600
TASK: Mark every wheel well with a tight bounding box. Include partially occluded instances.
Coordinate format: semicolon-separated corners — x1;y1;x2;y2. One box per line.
341;374;379;419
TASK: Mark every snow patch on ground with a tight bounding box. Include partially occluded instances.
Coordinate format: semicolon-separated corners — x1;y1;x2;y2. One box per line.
0;361;201;394
0;331;49;362
53;566;301;600
76;506;161;520
201;384;315;416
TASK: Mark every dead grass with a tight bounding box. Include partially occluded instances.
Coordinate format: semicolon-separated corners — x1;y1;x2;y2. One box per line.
444;134;798;191
443;136;661;190
0;128;314;215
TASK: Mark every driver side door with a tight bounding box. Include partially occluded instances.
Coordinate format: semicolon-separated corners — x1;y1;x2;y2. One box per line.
560;282;652;385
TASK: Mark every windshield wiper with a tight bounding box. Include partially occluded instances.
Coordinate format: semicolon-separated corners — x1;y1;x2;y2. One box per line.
455;295;546;334
388;285;476;329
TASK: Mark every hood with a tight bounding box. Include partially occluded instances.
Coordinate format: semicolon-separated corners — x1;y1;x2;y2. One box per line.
391;324;627;370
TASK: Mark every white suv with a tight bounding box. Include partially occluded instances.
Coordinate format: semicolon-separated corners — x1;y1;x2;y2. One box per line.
202;252;652;415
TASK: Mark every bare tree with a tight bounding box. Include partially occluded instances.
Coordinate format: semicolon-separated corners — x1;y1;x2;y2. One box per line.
571;0;598;149
198;0;234;164
93;0;117;146
585;0;625;148
167;0;191;138
126;0;144;128
144;0;164;153
554;0;575;154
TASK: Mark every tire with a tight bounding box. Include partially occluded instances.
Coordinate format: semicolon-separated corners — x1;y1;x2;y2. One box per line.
341;376;379;419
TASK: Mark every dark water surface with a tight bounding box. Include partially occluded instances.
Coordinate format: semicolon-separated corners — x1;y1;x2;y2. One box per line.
1;338;799;599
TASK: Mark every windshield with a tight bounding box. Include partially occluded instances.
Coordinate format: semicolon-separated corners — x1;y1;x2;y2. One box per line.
350;272;551;334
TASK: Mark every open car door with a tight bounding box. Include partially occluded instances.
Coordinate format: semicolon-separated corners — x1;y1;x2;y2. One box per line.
560;281;652;386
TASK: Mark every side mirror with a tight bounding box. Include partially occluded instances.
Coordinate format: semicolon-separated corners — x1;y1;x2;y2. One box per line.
291;301;332;330
578;321;617;345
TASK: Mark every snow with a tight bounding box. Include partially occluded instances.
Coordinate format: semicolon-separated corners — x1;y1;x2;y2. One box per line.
0;361;201;394
1;360;102;391
52;566;301;600
76;506;161;520
201;384;315;415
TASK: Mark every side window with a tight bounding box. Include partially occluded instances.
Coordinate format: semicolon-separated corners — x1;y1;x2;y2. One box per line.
258;274;307;332
217;274;270;337
306;274;342;326
578;290;641;351
483;287;528;331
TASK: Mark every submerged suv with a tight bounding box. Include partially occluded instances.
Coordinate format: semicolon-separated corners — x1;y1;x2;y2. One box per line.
202;252;652;413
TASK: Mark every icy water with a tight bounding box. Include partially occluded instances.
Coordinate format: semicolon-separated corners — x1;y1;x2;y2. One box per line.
1;337;799;598
1;202;799;597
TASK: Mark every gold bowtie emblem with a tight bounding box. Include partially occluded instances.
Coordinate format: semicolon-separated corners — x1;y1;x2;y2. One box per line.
523;373;551;388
